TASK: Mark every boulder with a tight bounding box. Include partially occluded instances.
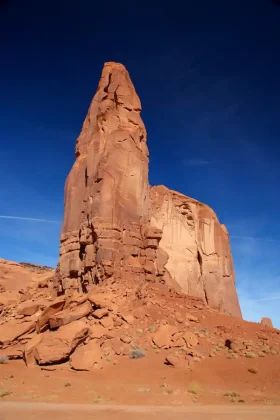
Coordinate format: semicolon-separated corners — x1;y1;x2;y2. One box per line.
70;340;103;370
31;320;88;365
93;308;108;319
64;292;89;309
49;300;92;329
89;324;107;339
100;315;114;329
152;325;178;348
0;320;35;345
111;338;130;356
18;301;40;316
0;291;20;307
165;355;185;369
170;332;185;347
182;332;199;349
0;343;23;360
24;334;44;365
226;339;245;353
88;293;110;309
36;296;65;333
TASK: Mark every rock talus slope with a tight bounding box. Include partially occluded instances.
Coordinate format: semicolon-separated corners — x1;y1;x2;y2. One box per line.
57;62;241;318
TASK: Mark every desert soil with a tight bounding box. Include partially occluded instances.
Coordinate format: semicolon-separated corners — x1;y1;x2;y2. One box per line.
0;353;279;407
0;402;280;420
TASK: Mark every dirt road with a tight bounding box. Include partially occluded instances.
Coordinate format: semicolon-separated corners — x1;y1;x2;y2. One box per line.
0;402;280;420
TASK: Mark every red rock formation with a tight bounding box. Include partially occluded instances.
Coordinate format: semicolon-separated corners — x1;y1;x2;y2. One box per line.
57;62;241;318
150;186;241;317
261;317;273;328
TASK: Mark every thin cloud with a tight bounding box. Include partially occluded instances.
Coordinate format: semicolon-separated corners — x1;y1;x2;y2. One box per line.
231;235;280;243
0;215;60;224
183;159;210;167
253;295;280;302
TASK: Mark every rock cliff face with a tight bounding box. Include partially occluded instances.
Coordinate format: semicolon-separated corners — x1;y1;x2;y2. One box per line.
57;62;242;318
150;186;241;317
58;62;162;293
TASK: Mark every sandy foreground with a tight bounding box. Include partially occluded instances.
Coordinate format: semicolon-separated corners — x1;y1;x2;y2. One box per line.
1;402;280;420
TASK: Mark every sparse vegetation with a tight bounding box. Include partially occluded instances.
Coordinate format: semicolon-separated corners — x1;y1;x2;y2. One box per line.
224;391;241;403
130;348;146;359
0;356;9;364
147;326;155;333
224;392;240;398
0;389;11;398
245;352;256;359
136;387;151;393
248;367;258;374
64;382;71;387
188;382;202;395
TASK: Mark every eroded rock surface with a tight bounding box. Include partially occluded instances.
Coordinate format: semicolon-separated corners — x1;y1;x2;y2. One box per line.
150;186;241;317
56;61;241;318
57;62;155;293
261;317;273;328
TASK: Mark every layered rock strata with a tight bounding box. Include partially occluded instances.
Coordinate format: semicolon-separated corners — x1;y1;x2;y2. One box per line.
57;62;241;318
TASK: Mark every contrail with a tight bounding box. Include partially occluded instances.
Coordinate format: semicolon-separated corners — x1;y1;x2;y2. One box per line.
231;235;280;243
0;215;60;224
253;296;280;302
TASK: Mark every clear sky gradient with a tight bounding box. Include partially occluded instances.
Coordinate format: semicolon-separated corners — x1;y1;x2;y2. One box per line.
1;0;280;327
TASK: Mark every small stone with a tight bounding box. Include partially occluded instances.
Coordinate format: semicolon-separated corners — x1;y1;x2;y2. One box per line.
111;338;130;356
93;308;108;319
122;314;135;324
121;336;132;344
182;332;199;349
175;315;184;323
186;314;199;323
165;355;181;368
100;316;114;329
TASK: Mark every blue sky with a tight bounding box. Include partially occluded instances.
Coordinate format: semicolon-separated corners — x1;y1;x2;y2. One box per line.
1;0;280;327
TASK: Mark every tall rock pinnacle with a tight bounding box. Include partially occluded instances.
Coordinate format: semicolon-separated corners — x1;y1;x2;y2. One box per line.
58;62;153;291
57;62;242;318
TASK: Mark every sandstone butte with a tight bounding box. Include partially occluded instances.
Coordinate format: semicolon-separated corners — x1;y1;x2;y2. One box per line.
56;61;242;319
